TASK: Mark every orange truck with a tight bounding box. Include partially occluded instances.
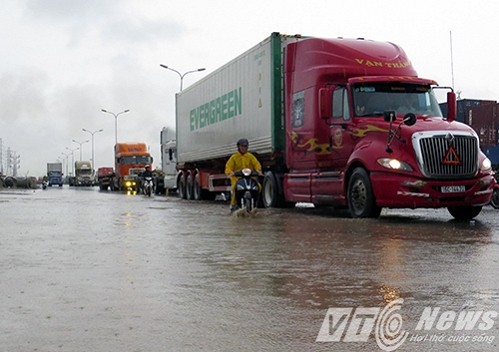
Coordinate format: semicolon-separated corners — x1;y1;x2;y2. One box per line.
111;143;153;192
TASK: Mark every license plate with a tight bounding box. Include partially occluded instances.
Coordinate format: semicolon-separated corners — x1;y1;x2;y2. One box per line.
441;185;465;193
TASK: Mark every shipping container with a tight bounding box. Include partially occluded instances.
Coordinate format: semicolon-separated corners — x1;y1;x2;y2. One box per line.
176;35;297;163
440;99;496;123
469;103;498;148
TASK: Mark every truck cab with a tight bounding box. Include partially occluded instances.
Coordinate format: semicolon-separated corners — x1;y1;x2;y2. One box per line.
97;167;115;191
160;127;177;192
281;37;494;219
113;143;153;192
74;161;93;186
47;162;63;187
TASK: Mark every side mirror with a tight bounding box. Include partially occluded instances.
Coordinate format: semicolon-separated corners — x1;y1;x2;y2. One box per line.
319;87;333;119
446;91;456;122
403;113;417;126
384;111;396;122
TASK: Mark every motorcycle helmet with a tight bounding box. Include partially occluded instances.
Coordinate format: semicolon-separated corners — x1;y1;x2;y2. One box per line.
237;138;249;147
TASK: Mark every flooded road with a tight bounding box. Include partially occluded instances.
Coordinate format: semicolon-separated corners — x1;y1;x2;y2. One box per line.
1;187;498;352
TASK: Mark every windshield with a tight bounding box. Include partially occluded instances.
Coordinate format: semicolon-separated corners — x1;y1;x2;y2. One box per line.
352;83;443;117
120;156;153;164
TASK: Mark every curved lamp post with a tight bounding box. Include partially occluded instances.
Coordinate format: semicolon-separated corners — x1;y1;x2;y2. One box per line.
72;139;89;161
66;146;80;175
159;64;205;91
101;109;130;145
61;152;70;179
82;128;103;171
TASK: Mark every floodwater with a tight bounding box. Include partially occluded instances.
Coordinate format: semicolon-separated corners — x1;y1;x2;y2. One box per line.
1;187;498;352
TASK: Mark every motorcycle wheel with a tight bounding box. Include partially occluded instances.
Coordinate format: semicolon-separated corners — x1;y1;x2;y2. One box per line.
490;188;499;209
243;192;253;212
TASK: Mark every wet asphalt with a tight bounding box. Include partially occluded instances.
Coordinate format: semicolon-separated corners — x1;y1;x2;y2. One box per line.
1;187;498;352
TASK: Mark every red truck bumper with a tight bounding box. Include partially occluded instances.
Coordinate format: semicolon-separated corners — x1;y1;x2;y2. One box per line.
370;172;495;208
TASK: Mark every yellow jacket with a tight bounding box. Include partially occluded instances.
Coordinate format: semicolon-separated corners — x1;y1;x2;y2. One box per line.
225;151;262;176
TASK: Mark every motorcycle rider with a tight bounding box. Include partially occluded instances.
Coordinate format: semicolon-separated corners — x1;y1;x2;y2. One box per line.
141;165;154;178
140;165;154;193
225;138;262;212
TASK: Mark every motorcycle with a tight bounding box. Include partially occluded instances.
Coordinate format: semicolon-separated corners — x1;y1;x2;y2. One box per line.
142;176;154;197
42;180;48;190
234;168;260;213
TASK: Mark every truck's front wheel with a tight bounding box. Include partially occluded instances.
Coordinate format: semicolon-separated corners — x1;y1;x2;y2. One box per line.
490;188;499;209
348;167;381;218
447;206;482;221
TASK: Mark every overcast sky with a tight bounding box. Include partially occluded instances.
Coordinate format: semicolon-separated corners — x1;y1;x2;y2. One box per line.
1;0;498;176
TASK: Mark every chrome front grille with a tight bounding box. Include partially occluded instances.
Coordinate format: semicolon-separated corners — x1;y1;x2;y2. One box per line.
129;168;145;176
412;131;478;179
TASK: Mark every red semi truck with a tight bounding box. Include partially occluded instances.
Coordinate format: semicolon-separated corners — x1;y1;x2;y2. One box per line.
97;167;115;191
174;32;495;220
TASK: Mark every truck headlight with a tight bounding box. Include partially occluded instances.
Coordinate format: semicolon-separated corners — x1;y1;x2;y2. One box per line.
481;157;492;171
377;158;413;171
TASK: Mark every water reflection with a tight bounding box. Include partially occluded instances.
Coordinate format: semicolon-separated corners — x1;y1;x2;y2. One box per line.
198;208;494;313
2;189;497;351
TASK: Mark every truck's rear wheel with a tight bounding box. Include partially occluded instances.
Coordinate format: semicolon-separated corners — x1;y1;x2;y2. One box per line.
177;176;186;199
447;206;482;221
347;167;381;218
185;173;194;200
193;174;202;200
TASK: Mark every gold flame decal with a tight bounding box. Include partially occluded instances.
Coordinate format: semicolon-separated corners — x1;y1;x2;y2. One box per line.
289;124;386;156
289;131;338;155
351;124;388;138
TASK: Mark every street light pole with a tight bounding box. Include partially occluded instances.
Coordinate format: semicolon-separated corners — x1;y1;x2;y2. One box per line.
66;147;79;176
101;109;130;145
72;139;89;161
61;152;70;179
82;128;104;171
159;64;206;91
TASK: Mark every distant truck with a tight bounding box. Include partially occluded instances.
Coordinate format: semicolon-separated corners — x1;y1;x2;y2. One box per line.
112;143;153;192
160;127;177;193
97;167;114;191
173;32;495;220
47;162;63;187
74;161;93;186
